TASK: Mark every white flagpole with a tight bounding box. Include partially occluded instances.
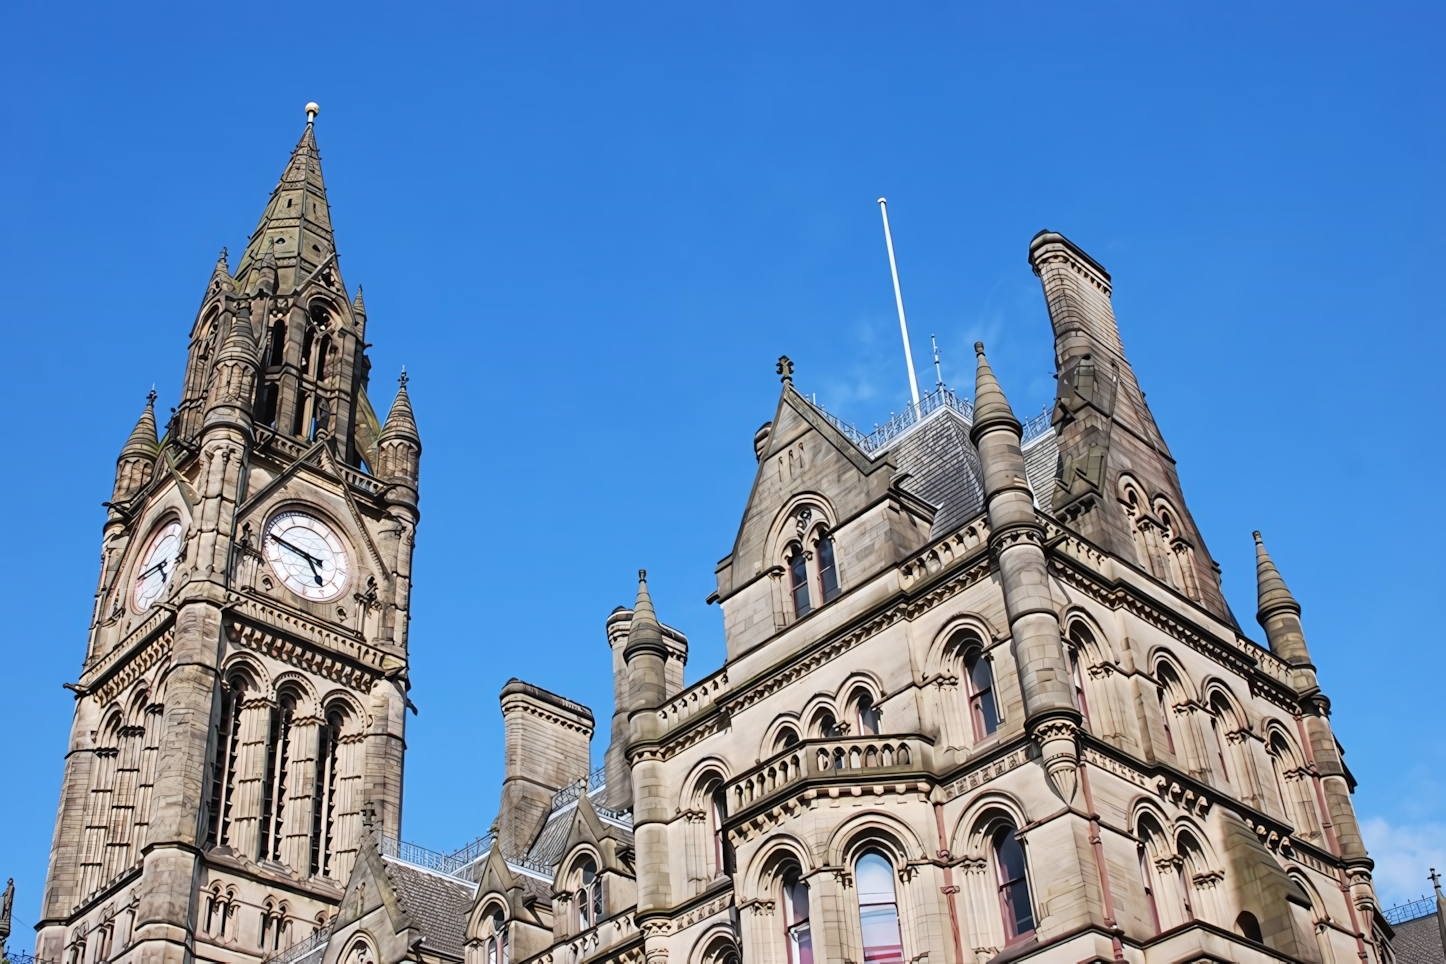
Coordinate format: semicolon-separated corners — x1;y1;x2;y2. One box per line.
878;198;922;410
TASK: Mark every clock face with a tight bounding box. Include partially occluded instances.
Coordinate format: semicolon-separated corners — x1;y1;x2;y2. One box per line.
133;519;182;612
264;510;350;601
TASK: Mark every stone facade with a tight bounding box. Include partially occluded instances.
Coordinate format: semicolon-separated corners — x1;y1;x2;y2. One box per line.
42;114;1394;964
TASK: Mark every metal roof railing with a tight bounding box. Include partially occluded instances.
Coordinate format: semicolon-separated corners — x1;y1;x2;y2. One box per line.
808;386;1054;456
265;924;332;964
379;832;491;880
1383;896;1439;925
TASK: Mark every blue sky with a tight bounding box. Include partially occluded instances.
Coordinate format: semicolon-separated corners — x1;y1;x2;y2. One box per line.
2;1;1443;931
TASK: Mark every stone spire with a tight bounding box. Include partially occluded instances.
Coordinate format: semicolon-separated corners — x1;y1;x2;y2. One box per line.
113;393;160;502
625;568;673;922
972;342;1080;803
969;340;1021;438
211;247;231;283
1253;531;1311;666
234;111;336;293
377;371;419;447
624;570;668;707
203;304;260;434
376;371;421;502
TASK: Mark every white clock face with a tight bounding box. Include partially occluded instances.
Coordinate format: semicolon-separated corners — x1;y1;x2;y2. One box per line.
264;511;350;601
133;520;182;612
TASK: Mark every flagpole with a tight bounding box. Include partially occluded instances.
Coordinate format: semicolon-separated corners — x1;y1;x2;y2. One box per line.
878;198;922;410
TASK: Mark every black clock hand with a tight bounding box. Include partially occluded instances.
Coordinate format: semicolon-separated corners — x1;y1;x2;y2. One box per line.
137;559;169;582
271;535;327;585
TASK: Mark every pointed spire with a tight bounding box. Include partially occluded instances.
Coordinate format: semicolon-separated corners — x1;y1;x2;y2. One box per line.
352;284;366;314
969;341;1021;443
377;369;419;446
624;569;668;665
216;304;258;364
213;247;231;279
234;107;335;290
1253;531;1312;665
119;392;160;460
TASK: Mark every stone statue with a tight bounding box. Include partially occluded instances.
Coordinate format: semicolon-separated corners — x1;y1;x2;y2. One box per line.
0;876;13;944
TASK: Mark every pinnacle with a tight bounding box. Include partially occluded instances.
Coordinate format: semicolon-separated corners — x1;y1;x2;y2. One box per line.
213;247;231;277
119;393;160;459
1253;530;1300;619
353;285;366;313
378;370;420;445
233;113;335;289
627;569;666;655
970;341;1021;441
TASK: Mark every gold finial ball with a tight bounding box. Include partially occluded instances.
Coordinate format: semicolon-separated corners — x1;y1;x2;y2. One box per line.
305;102;321;122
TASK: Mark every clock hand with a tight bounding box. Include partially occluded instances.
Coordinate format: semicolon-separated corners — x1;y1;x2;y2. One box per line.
271;534;327;585
137;559;169;582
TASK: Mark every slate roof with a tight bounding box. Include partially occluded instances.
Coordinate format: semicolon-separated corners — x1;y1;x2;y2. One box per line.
380;856;477;960
523;786;633;874
1392;911;1446;964
839;399;1059;536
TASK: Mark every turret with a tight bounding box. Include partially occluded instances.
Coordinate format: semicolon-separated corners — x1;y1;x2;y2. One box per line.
1253;531;1312;667
113;392;160;502
202;303;260;436
1029;231;1231;620
376;370;421;500
625;571;673;920
971;342;1081;802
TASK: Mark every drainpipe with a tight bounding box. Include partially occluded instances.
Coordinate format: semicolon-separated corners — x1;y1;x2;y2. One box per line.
1078;762;1125;962
1294;713;1371;964
933;800;967;964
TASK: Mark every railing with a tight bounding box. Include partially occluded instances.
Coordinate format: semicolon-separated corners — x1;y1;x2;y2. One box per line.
551;765;609;810
378;832;492;879
808;386;973;455
725;736;927;812
1020;408;1053;444
265;924;332;964
1383;896;1439;925
4;951;58;964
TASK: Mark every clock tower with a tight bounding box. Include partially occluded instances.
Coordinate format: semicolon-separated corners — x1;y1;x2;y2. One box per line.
37;107;421;964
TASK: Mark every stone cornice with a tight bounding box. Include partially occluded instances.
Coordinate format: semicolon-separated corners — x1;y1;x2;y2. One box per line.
82;605;176;692
225;596;403;692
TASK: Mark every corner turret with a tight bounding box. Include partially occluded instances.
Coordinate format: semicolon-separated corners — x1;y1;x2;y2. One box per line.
1253;531;1311;667
113;392;159;503
376;370;421;500
203;303;260;436
972;342;1081;802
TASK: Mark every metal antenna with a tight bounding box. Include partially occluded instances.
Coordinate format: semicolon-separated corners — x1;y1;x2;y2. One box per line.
931;334;944;390
877;199;922;411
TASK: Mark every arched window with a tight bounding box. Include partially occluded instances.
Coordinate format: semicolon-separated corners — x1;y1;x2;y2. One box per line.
316;335;332;381
1138;845;1160;935
816;533;840;603
815;711;843;740
1236;911;1263;943
576;858;602;929
709;787;732;876
855;853;904;964
782;869;813;964
774;726;800;752
855;692;882;736
1208;697;1231;785
300;328;316;375
206;675;247;848
259;692;296;862
992;826;1034;942
485;910;508;964
965;650;999;739
789;547;811;618
1155;664;1180;755
266;321;287;369
311;707;345;877
1267;731;1319;836
1066;624;1095;726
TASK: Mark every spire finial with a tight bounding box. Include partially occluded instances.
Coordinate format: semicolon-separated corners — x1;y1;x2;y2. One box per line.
305;102;320;125
776;355;794;384
1430;868;1442;896
975;340;986;355
638;568;647;582
398;366;409;388
147;387;157;406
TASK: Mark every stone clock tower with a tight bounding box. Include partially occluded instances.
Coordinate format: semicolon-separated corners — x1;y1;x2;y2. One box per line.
37;106;421;964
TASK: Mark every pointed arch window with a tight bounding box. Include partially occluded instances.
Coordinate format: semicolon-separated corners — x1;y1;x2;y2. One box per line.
266;321;287;369
1154;664;1180;755
782;869;813;964
577;858;602;930
789;547;811;618
709;787;733;876
1138;845;1160;935
206;675;246;849
965;649;999;739
855;852;904;964
259;692;296;863
486;911;508;964
311;707;344;877
815;533;840;603
855;692;882;736
993;826;1035;942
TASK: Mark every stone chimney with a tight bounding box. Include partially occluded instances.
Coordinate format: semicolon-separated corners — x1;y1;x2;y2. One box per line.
496;680;593;858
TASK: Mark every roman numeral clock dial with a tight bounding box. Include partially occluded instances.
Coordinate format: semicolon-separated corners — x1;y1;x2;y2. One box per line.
263;510;351;602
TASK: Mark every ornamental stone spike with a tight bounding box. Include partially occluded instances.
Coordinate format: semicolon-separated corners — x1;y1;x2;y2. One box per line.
1253;530;1312;666
972;341;1080;803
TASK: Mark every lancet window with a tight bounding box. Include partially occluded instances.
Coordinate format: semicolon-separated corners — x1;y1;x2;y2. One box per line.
259;690;296;862
781;868;813;964
576;858;602;930
966;648;999;740
855;852;904;964
993;826;1035;942
815;532;840;603
788;546;810;619
854;691;882;736
484;910;508;964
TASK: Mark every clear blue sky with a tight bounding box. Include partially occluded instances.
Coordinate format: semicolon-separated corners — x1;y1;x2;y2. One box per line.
3;1;1443;931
